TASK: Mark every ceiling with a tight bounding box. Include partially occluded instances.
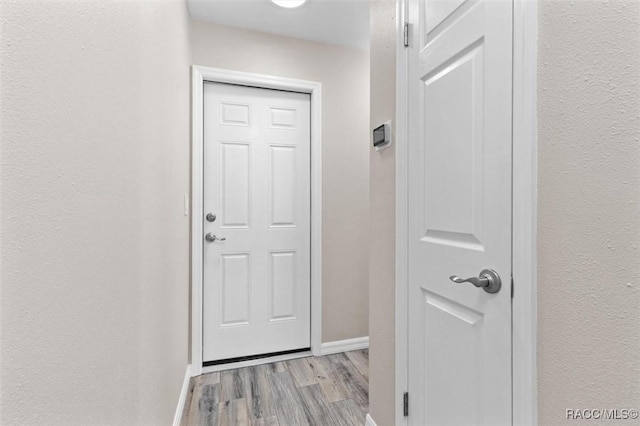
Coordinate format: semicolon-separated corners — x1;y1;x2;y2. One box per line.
187;0;370;50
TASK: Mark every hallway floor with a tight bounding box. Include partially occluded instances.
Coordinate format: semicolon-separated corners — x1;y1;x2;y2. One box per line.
181;350;369;426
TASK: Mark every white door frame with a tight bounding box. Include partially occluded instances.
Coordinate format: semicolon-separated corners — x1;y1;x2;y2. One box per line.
394;1;538;424
191;66;323;376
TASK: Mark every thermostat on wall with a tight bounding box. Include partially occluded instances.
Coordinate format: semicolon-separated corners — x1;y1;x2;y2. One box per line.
373;120;392;151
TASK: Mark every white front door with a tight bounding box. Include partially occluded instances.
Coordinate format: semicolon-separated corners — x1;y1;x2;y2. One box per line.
202;82;311;363
406;0;513;424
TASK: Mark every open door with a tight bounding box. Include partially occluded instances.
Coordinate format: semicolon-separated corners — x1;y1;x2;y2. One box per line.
406;0;513;424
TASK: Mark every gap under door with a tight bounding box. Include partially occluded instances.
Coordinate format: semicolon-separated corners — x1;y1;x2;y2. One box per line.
202;82;311;364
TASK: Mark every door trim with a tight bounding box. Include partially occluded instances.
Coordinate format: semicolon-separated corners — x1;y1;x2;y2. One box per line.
511;1;538;423
395;3;409;425
394;1;538;424
191;66;323;376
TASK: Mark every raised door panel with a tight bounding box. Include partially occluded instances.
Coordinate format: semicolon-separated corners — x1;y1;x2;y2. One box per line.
422;42;484;251
269;106;297;130
220;142;251;228
269;251;297;321
425;0;468;35
269;145;297;227
220;102;250;127
220;253;251;327
423;290;484;425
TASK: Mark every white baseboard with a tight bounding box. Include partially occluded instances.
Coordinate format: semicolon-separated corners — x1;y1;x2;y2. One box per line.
320;336;369;355
172;364;192;426
365;413;377;426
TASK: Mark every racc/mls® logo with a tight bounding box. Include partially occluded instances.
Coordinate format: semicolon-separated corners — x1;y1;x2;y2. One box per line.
566;409;639;421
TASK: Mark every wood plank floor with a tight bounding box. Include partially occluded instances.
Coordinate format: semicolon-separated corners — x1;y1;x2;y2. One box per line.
181;350;369;426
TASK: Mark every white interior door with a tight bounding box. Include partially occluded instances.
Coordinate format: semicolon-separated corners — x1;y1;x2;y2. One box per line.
406;0;513;424
203;82;311;363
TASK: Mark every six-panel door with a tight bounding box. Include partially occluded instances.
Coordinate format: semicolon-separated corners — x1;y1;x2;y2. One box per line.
203;82;311;362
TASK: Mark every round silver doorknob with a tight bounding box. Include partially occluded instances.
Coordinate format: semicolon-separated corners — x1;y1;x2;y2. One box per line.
449;269;502;294
205;233;226;243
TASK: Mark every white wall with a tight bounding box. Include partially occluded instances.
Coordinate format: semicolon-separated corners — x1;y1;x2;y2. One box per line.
537;1;640;423
368;1;397;425
189;20;370;343
0;1;191;424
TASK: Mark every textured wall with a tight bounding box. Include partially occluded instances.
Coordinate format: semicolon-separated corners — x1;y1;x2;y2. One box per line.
368;1;396;425
0;1;191;424
537;1;640;423
190;21;370;343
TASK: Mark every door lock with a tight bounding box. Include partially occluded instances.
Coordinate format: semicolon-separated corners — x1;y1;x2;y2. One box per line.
206;213;217;222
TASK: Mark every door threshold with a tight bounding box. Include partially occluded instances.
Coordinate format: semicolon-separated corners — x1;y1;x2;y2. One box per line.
199;348;312;375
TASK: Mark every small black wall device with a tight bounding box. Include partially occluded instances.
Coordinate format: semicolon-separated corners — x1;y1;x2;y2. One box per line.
373;121;392;150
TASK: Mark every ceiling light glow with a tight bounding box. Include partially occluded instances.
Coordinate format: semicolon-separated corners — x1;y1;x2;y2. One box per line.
271;0;307;8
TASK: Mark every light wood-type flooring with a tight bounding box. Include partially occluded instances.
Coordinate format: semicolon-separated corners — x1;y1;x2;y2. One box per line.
181;350;369;426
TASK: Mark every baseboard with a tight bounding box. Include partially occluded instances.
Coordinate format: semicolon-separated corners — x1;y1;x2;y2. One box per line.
172;364;192;426
320;336;369;355
365;413;378;426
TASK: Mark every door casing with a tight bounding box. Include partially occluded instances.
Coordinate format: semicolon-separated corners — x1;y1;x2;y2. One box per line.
394;0;538;424
191;66;323;376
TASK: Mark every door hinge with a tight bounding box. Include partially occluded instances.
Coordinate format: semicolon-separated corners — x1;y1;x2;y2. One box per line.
403;22;409;47
403;392;409;417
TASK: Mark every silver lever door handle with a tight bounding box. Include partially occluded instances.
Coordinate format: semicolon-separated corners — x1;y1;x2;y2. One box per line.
449;269;501;294
205;233;226;243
